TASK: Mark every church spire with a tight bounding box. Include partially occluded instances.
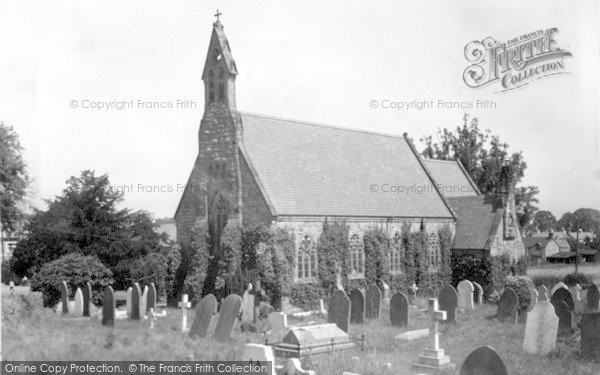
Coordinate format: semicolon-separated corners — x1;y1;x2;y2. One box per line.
202;10;237;110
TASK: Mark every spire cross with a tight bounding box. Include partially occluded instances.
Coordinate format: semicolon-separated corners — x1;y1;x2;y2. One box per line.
214;9;222;22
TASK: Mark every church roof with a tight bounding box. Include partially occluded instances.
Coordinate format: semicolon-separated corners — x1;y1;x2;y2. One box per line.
238;112;455;218
424;159;480;197
447;196;501;250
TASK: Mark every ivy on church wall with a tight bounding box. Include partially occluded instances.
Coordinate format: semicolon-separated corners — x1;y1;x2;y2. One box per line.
363;226;390;285
317;219;350;294
219;219;242;280
183;219;211;303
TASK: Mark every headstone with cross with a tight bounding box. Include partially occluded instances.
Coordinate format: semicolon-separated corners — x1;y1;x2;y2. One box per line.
413;298;455;372
149;308;156;329
179;294;192;332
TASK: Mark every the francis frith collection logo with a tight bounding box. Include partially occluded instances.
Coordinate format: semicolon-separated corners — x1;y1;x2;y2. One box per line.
463;28;572;92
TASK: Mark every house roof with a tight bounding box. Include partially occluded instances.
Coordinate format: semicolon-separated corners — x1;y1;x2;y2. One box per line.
523;237;550;249
446;196;501;250
239;112;455;218
423;159;480;197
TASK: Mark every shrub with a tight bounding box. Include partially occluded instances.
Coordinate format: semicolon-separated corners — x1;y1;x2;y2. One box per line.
183;220;211;303
452;253;494;299
563;272;591;287
289;283;325;310
363;226;390;285
317;219;349;294
164;244;182;301
30;253;113;307
504;275;534;311
129;252;168;296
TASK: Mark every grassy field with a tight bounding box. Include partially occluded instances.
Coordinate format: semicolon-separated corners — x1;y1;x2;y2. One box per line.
527;262;600;285
2;293;599;375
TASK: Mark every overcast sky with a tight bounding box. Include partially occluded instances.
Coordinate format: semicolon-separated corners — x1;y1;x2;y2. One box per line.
1;0;599;221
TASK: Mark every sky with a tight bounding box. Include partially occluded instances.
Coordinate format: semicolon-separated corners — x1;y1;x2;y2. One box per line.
1;0;599;221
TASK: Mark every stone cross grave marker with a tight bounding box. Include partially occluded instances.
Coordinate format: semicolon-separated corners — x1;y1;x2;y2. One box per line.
496;288;519;323
60;280;69;314
581;311;600;359
242;283;254;322
365;284;381;319
438;284;458;324
102;286;115;326
189;293;218;338
550;281;568;296
147;282;157;312
529;289;539;312
472;281;484;305
74;288;84;316
82;281;92;317
349;288;365;324
328;289;351;333
586;284;599;311
126;287;133;317
130;282;142;320
179;293;192;331
523;300;558;355
459;346;507;375
213;293;242;342
319;299;326;314
537;285;549;301
390;291;409;327
457;280;475;312
413;298;455;372
149;308;156;329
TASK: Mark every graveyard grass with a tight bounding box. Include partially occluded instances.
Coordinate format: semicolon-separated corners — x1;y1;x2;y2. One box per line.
528;263;600;285
3;295;600;375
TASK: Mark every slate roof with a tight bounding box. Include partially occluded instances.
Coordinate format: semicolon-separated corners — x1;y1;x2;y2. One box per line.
522;237;550;249
239;112;455;218
446;196;501;250
423;159;480;197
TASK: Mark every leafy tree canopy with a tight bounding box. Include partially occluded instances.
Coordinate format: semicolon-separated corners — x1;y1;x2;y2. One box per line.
0;122;30;232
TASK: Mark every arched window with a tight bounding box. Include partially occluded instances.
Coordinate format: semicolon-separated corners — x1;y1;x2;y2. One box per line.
349;234;365;275
390;232;403;273
218;68;225;101
297;235;317;280
208;71;215;103
427;232;441;268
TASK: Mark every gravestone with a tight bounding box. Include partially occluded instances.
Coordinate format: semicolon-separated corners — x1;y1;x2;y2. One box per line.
568;284;584;313
82;282;92;317
241;344;276;375
523;301;558;355
586;284;599;311
140;285;148;319
126;287;133;317
438;284;458;324
413;298;455;372
189;293;217;338
102;286;116;326
213;294;242;342
553;300;574;335
551;288;574;312
60;281;69;314
580;311;600;359
379;280;390;303
328;290;351;333
537;285;549;301
365;284;381;319
389;292;409;327
472;281;484;304
74;288;84;316
268;311;288;330
550;281;568;296
528;289;539;312
147;282;157;311
275;323;355;358
179;293;192;331
459;346;507;375
349;289;365;324
457;280;475;312
130;283;142;320
242;284;255;322
496;288;519;323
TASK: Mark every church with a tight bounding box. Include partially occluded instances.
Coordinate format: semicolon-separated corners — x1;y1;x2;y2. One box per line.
174;16;525;285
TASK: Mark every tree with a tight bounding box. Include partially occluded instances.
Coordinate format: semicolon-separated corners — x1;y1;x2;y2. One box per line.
421;114;537;225
11;170;162;287
557;208;600;233
0;122;30;232
532;210;558;232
